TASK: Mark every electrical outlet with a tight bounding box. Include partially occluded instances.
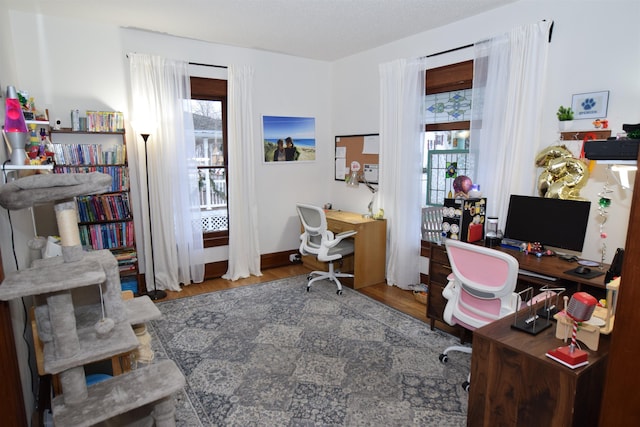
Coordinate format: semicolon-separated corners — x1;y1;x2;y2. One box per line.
289;253;301;263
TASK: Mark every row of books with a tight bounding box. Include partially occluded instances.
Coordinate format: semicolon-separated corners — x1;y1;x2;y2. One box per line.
76;194;132;223
79;221;135;250
52;143;126;165
54;166;129;192
86;111;125;132
112;249;138;278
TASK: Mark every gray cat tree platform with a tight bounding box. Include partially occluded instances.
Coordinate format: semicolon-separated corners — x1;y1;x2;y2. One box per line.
0;173;185;426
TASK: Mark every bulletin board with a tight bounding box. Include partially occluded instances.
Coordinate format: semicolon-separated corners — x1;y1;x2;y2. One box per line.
334;134;380;183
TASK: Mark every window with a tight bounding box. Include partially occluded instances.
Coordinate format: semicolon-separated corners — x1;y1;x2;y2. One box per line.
190;77;228;247
422;60;473;206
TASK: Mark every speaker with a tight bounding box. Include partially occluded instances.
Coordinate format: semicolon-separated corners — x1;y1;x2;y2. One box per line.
605;248;624;285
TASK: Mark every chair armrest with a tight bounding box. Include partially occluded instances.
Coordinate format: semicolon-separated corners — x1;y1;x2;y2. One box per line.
324;230;357;249
335;230;357;240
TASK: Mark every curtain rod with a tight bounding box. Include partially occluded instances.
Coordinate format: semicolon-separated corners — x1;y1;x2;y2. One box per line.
424;19;553;59
188;62;228;70
126;54;228;69
425;43;473;59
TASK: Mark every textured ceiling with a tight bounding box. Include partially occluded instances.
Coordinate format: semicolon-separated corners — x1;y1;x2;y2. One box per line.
6;0;518;61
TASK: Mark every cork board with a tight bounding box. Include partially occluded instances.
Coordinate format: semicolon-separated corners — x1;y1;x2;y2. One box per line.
335;134;379;183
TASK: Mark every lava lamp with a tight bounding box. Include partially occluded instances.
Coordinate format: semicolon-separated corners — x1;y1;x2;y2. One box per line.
3;85;28;165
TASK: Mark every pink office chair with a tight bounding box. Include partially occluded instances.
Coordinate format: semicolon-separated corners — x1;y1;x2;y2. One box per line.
296;204;357;295
438;238;520;391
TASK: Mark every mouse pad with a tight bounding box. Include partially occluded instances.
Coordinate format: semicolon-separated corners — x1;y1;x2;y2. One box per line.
563;268;605;279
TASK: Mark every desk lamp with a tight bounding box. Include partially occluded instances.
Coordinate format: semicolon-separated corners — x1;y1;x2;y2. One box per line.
346;169;378;218
3;85;28;165
546;292;597;368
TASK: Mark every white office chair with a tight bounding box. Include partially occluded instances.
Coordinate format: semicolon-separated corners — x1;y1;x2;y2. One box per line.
439;238;520;391
296;203;357;295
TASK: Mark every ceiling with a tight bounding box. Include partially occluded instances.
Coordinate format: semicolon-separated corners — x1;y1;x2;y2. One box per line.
6;0;517;61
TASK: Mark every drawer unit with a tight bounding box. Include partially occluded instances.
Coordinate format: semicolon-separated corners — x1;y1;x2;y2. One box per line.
427;244;467;342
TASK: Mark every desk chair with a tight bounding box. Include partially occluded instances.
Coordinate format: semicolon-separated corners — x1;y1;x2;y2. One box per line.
439;238;520;391
296;203;357;295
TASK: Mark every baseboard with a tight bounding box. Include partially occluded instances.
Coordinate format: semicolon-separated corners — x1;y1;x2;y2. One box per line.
204;250;299;280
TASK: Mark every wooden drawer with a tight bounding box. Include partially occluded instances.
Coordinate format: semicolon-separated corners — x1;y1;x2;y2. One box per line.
326;219;356;234
430;244;450;264
429;261;452;285
427;281;447;323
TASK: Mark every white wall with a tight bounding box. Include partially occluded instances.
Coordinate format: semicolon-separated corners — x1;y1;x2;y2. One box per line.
1;0;639;419
6;12;333;268
331;0;640;264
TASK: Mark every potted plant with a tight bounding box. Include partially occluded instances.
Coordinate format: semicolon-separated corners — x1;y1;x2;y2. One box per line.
557;106;574;131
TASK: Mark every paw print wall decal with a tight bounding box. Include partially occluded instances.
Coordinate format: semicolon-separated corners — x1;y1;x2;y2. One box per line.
581;98;596;111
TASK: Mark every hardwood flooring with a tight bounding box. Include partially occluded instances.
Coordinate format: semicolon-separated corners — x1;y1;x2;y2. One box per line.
160;263;430;324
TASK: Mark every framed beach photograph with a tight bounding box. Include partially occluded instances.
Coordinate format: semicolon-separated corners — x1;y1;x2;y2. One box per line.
571;91;609;119
263;115;316;163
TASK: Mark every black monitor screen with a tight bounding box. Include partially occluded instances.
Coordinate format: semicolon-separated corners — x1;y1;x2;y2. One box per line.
504;195;591;252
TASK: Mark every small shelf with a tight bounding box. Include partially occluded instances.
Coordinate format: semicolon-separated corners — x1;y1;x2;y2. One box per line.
78;217;133;226
1;164;54;171
55;163;126;167
51;128;124;135
560;130;612;141
25;120;50;126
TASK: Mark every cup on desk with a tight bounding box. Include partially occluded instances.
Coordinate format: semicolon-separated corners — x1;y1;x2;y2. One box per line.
485;217;501;247
323;203;332;210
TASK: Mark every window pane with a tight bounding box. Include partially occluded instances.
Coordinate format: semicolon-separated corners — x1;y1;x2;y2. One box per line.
192;100;224;167
191;98;227;232
198;167;228;232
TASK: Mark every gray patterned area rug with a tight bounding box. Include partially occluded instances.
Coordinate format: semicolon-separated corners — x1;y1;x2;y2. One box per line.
148;275;471;426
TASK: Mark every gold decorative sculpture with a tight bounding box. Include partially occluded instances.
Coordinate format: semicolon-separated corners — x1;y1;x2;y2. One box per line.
535;145;589;200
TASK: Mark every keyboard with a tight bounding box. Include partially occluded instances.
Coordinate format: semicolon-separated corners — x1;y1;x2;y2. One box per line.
518;268;557;281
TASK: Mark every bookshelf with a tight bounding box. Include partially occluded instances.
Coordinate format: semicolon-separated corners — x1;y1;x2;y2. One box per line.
50;126;139;294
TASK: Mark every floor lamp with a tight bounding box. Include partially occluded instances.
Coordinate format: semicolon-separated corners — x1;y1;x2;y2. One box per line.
141;133;166;301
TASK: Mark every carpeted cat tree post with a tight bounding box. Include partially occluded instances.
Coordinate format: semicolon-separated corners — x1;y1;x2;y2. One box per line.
0;173;185;426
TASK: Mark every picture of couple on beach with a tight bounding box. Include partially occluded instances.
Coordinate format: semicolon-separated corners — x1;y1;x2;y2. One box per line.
263;115;316;163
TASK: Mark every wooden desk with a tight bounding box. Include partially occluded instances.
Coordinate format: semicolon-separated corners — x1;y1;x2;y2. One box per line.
468;306;610;427
427;242;610;337
302;210;386;289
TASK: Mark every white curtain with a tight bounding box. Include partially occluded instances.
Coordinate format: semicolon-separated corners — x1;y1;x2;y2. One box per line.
379;58;426;289
222;65;262;280
470;21;552;227
128;53;204;292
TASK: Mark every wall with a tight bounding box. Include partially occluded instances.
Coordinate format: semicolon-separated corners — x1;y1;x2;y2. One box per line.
6;12;333;269
2;9;333;419
331;0;640;265
1;0;638;419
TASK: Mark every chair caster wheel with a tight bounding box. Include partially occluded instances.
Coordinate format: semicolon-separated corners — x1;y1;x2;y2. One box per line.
306;286;310;292
439;353;448;363
307;275;312;280
336;290;343;295
462;381;470;392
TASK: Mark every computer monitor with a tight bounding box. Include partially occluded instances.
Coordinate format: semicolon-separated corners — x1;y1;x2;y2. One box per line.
504;195;591;252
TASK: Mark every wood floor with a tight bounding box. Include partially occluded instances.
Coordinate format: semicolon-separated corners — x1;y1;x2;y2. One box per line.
160;263;429;323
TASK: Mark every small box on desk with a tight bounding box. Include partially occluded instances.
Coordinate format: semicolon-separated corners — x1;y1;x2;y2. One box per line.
442;198;486;242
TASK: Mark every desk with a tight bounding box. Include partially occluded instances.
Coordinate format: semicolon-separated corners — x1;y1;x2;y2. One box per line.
301;210;386;289
427;243;609;336
468;306;610;427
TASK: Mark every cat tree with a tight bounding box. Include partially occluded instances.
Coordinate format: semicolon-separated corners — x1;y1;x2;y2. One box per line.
0;173;185;426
